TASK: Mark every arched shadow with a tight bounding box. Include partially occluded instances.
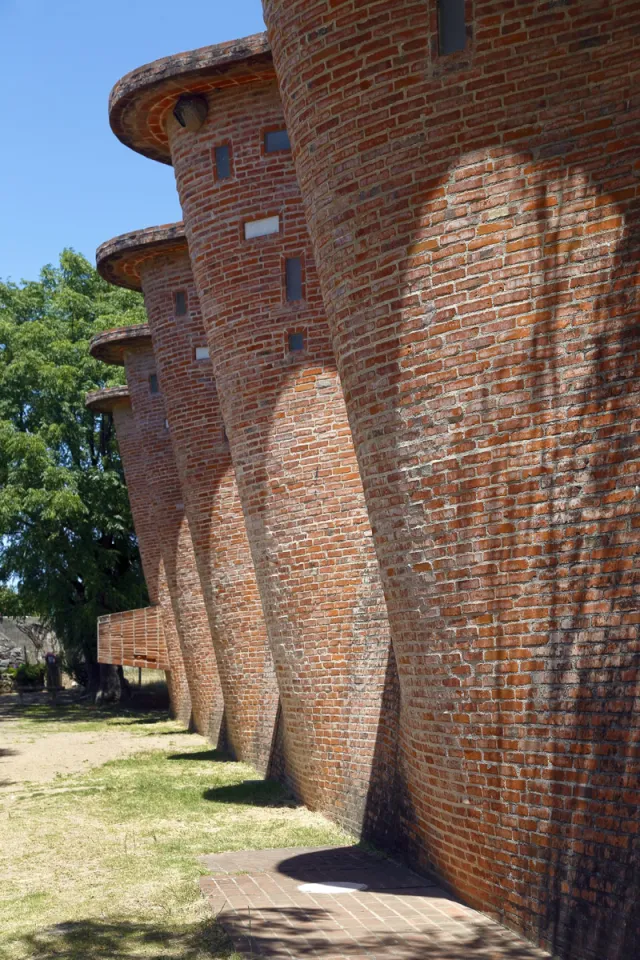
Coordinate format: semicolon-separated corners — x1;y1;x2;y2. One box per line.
264;2;640;954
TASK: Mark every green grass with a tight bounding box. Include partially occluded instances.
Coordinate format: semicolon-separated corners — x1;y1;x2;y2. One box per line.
0;706;350;959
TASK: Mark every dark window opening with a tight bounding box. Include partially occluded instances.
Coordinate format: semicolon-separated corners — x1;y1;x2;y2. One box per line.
265;129;291;153
174;290;187;316
288;332;305;353
438;0;466;55
149;374;159;394
215;144;232;179
285;257;303;301
221;426;229;445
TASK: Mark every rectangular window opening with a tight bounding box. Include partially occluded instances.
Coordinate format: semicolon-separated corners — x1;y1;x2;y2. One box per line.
285;257;303;302
195;345;210;361
221;426;229;445
215;144;232;180
174;290;187;316
149;374;159;394
264;129;291;153
288;332;305;353
438;0;466;55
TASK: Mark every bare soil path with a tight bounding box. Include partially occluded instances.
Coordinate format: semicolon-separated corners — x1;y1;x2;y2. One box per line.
0;691;205;789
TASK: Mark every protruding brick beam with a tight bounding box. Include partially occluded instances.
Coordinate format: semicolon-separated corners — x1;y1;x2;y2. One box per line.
96;226;280;772
109;38;395;832
96;607;169;672
89;332;225;743
261;3;638;956
85;385;191;724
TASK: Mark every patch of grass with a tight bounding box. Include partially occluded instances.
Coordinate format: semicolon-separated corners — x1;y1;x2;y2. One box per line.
0;713;349;960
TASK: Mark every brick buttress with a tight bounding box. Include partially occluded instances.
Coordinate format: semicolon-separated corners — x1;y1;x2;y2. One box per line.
89;329;224;743
108;38;396;831
259;4;640;959
96;227;280;772
85;385;191;724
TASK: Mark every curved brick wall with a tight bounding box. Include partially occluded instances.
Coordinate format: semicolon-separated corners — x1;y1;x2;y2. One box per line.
109;44;395;830
262;3;640;958
96;228;280;772
86;386;191;724
89;333;225;742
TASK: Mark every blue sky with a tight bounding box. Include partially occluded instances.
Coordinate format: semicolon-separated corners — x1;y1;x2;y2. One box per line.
0;0;266;283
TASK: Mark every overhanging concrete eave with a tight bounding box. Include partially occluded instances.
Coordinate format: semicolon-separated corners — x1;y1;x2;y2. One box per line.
89;324;153;366
97;223;188;291
85;384;131;414
109;32;274;164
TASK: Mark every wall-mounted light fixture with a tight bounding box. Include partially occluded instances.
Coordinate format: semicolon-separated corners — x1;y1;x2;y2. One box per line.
173;95;208;132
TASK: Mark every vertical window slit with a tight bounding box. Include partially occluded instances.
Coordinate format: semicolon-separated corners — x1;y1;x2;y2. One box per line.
215;145;231;180
438;0;466;55
285;257;303;301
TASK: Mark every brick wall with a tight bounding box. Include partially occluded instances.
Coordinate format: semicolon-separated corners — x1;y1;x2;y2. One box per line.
97;606;169;670
86;386;191;724
89;336;225;743
97;228;280;773
262;3;640;957
109;44;395;832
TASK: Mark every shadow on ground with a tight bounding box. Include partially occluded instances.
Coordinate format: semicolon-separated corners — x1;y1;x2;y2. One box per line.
168;749;230;763
202;779;298;808
8;918;238;960
221;908;547;959
0;691;174;730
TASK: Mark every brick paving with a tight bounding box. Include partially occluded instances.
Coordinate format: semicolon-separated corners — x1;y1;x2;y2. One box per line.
199;847;551;959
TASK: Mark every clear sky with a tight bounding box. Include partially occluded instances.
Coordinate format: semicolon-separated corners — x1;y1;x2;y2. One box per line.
0;0;266;283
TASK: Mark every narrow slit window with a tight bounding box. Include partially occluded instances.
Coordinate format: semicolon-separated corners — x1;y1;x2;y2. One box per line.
174;291;187;316
285;257;303;301
438;0;466;55
221;426;229;445
195;345;210;361
288;332;305;353
215;144;231;179
265;129;291;153
149;374;159;394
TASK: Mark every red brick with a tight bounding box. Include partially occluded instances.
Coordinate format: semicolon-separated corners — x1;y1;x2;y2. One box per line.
85;386;191;724
89;330;224;742
96;227;280;772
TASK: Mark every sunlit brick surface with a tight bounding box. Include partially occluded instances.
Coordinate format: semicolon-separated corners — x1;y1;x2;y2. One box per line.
97;606;169;670
86;385;191;724
89;332;224;742
97;227;280;772
263;2;640;957
109;43;394;831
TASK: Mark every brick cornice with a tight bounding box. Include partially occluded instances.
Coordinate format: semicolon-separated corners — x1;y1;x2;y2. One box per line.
85;384;131;414
96;223;187;291
109;32;274;164
89;324;152;366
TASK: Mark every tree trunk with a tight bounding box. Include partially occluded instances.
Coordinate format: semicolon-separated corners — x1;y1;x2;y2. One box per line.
95;664;131;705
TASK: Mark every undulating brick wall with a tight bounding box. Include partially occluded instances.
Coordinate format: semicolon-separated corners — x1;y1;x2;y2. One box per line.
96;227;281;772
89;331;225;743
109;40;395;831
85;385;191;724
97;606;169;670
261;3;640;958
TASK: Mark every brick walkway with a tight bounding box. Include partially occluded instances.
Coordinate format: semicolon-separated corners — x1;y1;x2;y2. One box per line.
199;846;551;959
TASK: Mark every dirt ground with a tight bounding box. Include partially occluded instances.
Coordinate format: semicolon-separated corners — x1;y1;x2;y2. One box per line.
0;691;207;789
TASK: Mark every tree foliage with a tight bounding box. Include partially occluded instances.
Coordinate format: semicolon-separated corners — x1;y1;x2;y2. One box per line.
0;250;149;681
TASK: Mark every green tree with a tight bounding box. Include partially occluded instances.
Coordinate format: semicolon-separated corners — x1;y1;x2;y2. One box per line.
0;249;148;692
